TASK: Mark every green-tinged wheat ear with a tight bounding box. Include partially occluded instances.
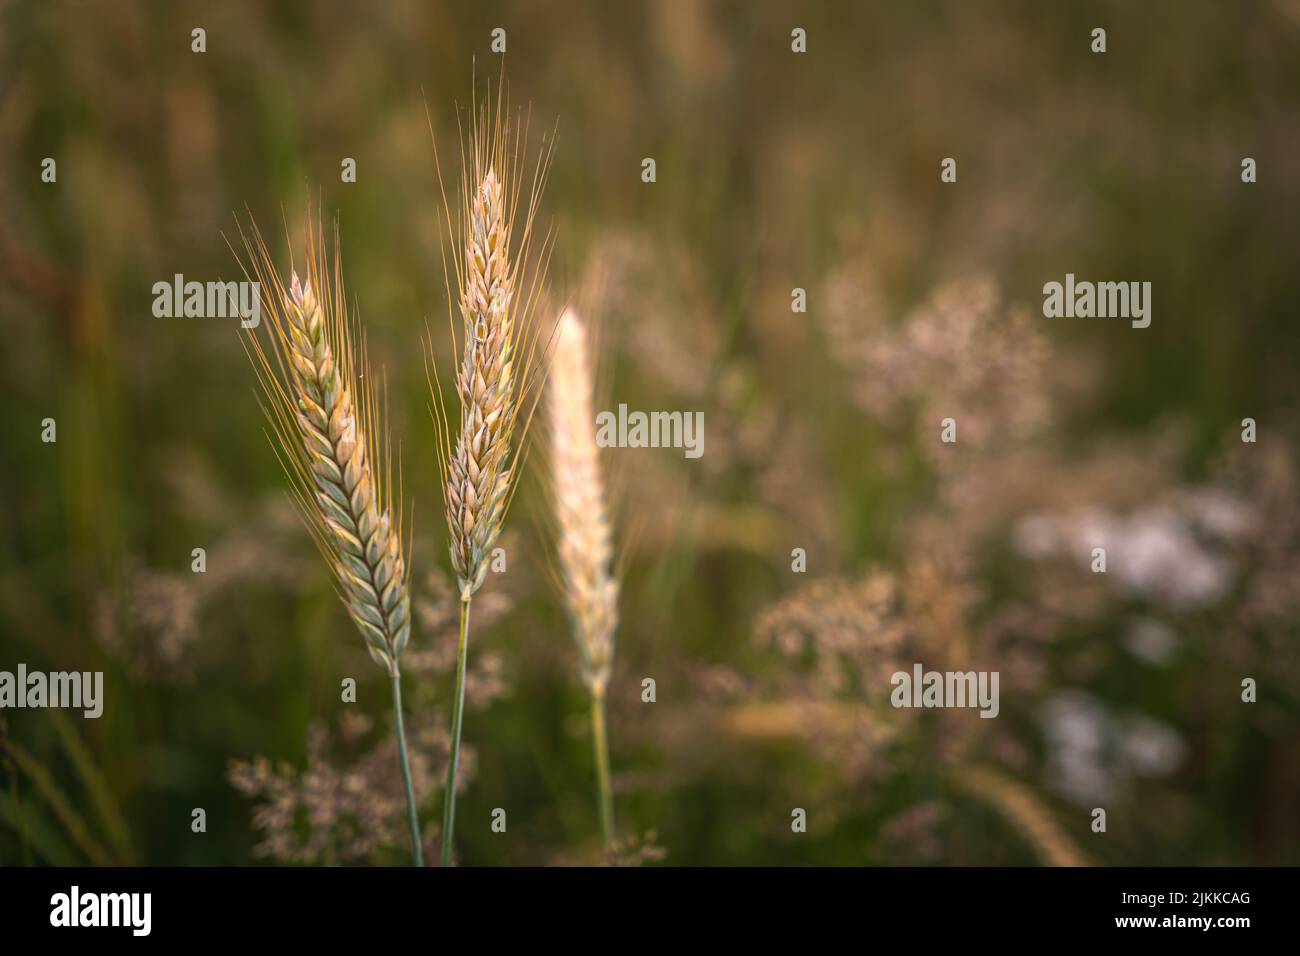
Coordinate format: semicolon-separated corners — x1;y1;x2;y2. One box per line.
236;214;422;864
234;211;413;676
283;273;411;672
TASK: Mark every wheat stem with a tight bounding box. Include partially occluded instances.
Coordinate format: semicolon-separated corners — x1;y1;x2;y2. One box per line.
441;596;472;866
389;670;423;866
590;686;615;851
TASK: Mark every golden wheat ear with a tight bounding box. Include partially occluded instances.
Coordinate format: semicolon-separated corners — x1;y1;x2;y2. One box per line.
427;70;556;867
231;210;412;676
428;76;557;602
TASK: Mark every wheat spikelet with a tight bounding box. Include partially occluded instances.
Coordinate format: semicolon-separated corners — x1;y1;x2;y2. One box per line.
548;308;618;694
955;766;1087;867
234;213;412;675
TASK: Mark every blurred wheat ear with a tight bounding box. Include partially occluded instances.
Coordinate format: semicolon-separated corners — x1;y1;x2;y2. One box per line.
424;74;556;866
954;766;1087;867
231;210;423;865
547;307;619;852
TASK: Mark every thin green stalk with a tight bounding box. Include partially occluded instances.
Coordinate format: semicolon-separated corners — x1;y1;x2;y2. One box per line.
441;596;472;866
590;687;615;853
390;669;423;866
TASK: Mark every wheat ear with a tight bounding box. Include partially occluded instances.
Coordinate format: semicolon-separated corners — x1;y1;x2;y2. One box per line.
233;213;422;866
954;766;1087;867
426;79;555;866
548;308;619;850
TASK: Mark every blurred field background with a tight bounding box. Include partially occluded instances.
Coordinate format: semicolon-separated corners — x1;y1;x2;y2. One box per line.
2;0;1299;865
